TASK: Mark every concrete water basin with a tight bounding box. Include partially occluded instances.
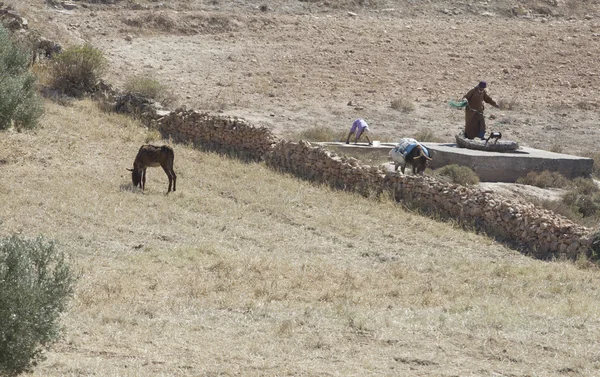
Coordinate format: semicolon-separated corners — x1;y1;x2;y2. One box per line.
317;142;594;183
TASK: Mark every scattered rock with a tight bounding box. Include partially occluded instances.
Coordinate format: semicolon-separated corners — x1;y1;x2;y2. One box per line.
511;6;530;17
62;2;78;10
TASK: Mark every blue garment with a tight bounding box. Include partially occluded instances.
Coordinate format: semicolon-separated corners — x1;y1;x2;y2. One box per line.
392;138;429;158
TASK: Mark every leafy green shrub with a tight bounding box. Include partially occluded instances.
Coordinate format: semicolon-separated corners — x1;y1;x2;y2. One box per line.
0;235;75;376
516;170;569;189
0;26;43;130
436;164;479;186
50;43;107;96
124;74;176;107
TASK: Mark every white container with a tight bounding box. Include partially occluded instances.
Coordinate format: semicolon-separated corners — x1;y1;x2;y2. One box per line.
372;141;381;147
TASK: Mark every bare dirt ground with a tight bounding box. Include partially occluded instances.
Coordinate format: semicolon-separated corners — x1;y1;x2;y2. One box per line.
19;0;600;154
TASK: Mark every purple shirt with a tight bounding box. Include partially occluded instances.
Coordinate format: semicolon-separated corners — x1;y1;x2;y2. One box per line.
350;119;369;134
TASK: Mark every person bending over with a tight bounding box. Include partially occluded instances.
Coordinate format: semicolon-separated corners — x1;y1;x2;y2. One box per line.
346;118;373;145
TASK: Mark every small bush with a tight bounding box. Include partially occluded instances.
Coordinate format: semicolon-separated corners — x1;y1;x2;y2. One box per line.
390;98;415;113
591;230;600;259
124;74;176;107
519;176;600;226
0;26;43;130
413;130;442;142
436;164;479;186
497;98;518;110
529;177;600;226
50;43;107;96
583;151;600;178
570;177;599;196
0;235;75;376
549;144;563;153
560;178;600;219
516;170;569;189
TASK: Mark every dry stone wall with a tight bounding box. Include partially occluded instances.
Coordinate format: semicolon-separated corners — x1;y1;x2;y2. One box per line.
265;139;593;259
149;108;595;259
152;108;279;161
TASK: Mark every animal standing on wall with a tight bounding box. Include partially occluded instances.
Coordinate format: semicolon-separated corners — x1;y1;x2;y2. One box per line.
127;145;177;194
389;138;432;175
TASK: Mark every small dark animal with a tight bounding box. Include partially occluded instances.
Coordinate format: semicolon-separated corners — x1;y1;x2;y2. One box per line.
401;144;432;175
127;145;177;194
484;131;502;145
390;142;432;175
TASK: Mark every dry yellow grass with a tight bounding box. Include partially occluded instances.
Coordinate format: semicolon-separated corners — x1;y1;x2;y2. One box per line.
2;100;600;376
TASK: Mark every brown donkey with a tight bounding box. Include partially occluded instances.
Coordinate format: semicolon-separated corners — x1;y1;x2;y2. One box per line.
127;145;177;194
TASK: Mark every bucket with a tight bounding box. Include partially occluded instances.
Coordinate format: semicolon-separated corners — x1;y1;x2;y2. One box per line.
372;141;381;147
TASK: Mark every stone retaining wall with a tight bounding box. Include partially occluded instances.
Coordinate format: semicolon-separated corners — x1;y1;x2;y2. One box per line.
265;139;593;259
153;108;278;161
148;107;595;259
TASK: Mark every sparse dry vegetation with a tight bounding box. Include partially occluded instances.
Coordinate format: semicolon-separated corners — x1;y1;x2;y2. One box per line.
497;98;518;110
517;170;570;189
435;164;480;186
390;98;415;113
550;143;563;153
1;99;599;376
413;129;442;143
584;151;600;178
287;125;347;142
123;74;176;107
3;0;600;375
517;172;600;226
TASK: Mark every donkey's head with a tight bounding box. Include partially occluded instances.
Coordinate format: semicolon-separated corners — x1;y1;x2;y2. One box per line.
411;145;433;175
126;167;142;188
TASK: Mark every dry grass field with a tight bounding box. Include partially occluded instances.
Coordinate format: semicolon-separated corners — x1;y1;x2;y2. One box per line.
0;100;599;376
2;0;600;376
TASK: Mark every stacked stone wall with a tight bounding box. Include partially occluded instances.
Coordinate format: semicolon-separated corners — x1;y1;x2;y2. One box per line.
265;139;593;259
151;109;595;259
153;108;279;161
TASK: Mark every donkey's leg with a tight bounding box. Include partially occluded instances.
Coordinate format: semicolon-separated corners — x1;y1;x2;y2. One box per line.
171;168;177;192
161;165;173;193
